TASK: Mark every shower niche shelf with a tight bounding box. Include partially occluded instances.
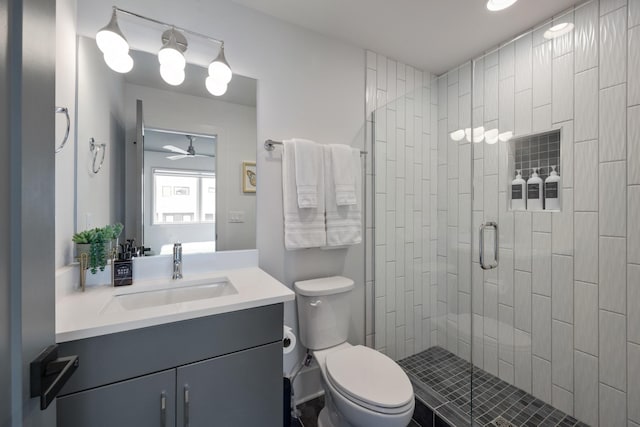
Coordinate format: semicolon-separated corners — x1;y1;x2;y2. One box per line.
507;129;562;213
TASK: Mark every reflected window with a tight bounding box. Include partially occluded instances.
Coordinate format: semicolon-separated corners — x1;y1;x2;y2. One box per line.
153;169;215;225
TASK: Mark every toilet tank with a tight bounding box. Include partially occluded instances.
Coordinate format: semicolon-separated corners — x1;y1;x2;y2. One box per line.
294;276;355;350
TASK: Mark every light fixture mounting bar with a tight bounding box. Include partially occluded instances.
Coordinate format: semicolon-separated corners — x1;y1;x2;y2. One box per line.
113;6;225;46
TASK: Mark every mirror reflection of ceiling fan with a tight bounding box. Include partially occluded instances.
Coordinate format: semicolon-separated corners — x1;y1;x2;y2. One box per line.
163;135;215;160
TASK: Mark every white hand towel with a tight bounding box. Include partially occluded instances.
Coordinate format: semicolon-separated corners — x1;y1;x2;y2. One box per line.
324;145;362;247
282;140;327;249
330;144;357;206
290;138;320;208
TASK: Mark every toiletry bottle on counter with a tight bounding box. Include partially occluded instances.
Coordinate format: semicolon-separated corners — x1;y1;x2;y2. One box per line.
527;168;544;211
545;166;560;210
511;170;527;211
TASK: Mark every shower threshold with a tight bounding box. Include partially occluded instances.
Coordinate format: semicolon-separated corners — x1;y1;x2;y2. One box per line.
398;347;588;427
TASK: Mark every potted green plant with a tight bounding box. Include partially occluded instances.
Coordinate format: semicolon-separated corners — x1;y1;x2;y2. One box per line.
72;223;123;274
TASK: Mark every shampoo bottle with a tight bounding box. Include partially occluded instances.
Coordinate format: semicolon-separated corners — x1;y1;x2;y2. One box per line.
511;170;527;211
527;168;544;211
545;166;561;210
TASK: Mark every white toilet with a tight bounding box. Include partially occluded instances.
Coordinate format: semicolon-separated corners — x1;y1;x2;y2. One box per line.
294;276;415;427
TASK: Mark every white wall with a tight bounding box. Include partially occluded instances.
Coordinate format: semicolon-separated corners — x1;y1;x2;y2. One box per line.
75;36;126;236
72;0;365;401
122;83;257;252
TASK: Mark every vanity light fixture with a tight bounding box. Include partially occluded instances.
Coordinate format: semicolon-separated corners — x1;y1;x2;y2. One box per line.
484;128;499;144
543;22;575;39
95;7;233;95
486;0;518;11
449;129;466;141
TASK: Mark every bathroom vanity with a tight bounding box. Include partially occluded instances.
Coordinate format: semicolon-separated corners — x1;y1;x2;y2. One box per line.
55;257;294;427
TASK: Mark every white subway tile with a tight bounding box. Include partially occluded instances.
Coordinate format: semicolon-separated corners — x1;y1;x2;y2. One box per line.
599;310;627;390
448;140;459;179
600;7;627;89
552;11;574;58
396;325;406;360
552;320;574;391
484;336;499;376
459;143;471;194
629;106;640;184
532;231;552;296
485;66;499;122
514;329;532;393
600;0;627;16
532;294;552;360
448;84;459;132
485;282;499;339
629;186;640;264
473;262;484;315
438;77;447;120
600;84;627;161
575;69;599;142
387;59;397;104
386;311;396;360
376;54;387;91
500;43;515;80
630;342;640;423
484;133;500;177
533;104;552;132
560;121;574;189
552;385;574;416
515;89;533;136
473;58;484;109
498;249;514;307
599;236;627;314
532;212;552;233
499;77;515;133
631;0;640;28
532;355;552;404
599;161;626;237
458;244;472;294
552;53;574;123
499;304;515;364
630;27;640;106
574;351;599;426
447;227;458;275
552;189;574;255
499;360;515;385
484;174;499;222
630;264;640;344
515;212;533;272
515;271;532;333
499;195;515;249
375;296;386;350
574;140;599;211
533;42;552;107
575;0;599;73
515;33;533;92
575;281;599;356
599;383;627;427
552;255;574;323
473;315;485;365
533;22;553;47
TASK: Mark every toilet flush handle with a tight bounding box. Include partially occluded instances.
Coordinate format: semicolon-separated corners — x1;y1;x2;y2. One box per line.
309;300;322;307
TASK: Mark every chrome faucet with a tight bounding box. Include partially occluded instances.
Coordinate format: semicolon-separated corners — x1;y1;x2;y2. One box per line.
172;243;183;280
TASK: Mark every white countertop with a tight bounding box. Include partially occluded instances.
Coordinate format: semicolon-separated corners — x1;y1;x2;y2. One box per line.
56;266;295;343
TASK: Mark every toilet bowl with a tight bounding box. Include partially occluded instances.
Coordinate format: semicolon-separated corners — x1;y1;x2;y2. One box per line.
294;276;415;427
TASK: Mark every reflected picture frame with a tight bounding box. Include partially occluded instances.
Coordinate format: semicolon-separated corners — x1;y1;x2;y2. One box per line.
242;161;257;193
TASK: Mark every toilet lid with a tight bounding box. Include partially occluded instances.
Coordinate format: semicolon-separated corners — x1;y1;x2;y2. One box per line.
325;345;413;410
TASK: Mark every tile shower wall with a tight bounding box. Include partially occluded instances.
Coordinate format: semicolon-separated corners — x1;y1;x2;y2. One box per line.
435;1;638;425
365;51;438;360
369;1;639;426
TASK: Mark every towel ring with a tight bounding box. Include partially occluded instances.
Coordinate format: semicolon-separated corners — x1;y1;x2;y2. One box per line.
55;107;70;153
89;138;106;174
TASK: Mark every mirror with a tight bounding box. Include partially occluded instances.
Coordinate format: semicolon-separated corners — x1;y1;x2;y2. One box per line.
75;35;257;255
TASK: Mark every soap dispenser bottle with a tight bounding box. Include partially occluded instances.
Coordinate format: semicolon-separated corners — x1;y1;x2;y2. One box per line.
545;166;561;210
527;168;544;211
511;170;527;211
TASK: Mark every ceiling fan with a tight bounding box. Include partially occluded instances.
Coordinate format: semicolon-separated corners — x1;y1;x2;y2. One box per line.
163;135;215;160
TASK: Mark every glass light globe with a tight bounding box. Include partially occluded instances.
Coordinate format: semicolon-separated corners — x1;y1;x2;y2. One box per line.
205;76;228;96
103;52;133;73
160;64;185;86
486;0;518;11
96;11;129;55
208;61;232;85
158;44;186;69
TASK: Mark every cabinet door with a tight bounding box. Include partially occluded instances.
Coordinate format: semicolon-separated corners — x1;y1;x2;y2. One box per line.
177;342;282;427
57;369;176;427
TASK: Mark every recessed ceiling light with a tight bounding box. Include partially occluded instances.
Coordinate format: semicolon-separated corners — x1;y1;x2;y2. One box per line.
486;0;518;12
543;22;575;39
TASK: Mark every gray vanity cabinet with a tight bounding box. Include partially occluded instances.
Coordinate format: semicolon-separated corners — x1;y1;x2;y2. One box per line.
56;304;283;427
176;342;281;427
57;369;177;427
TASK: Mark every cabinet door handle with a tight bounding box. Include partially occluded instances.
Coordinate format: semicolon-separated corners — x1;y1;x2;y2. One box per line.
184;385;190;427
160;392;167;427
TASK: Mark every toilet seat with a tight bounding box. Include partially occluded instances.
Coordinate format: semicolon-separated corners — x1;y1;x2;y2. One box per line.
324;345;414;415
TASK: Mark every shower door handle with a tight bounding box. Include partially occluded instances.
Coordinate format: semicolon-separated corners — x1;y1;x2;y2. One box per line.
479;221;499;270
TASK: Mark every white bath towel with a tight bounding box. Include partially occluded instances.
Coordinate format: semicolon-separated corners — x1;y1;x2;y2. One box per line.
282;140;327;249
330;144;357;206
290;138;320;208
324;145;362;246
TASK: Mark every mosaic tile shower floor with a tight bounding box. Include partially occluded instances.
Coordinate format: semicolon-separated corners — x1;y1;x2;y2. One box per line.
398;347;590;427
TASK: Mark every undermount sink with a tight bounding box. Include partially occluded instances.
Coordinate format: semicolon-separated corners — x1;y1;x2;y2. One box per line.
102;278;238;313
